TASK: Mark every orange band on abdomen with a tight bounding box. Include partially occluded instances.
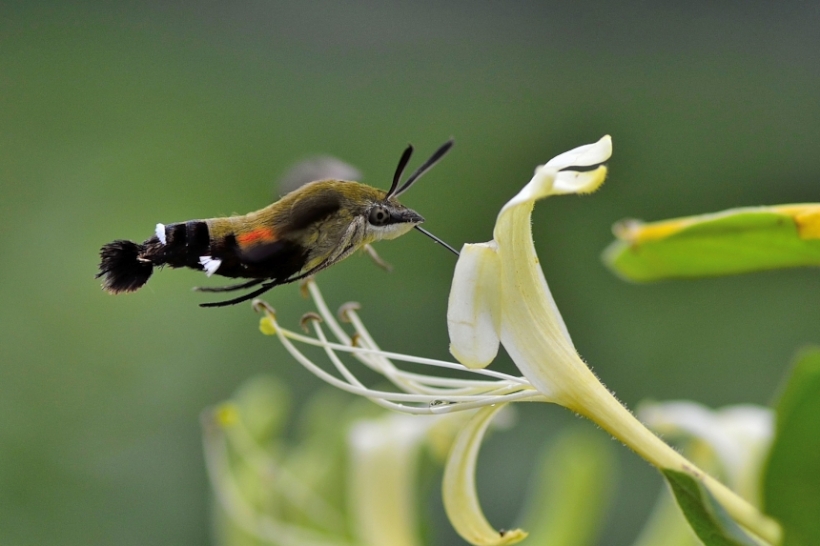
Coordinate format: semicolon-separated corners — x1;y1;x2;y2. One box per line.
237;227;277;246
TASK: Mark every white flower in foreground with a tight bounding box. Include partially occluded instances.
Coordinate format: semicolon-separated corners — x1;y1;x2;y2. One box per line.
254;136;780;546
639;401;774;506
349;411;474;546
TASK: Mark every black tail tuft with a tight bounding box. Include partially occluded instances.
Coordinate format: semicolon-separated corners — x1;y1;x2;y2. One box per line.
97;240;154;294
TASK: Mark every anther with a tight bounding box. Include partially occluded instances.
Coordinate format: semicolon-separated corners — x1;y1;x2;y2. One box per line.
252;299;276;316
300;312;323;333
337;302;362;323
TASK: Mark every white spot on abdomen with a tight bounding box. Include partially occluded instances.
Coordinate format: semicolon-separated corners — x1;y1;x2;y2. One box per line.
199;256;222;277
155;223;167;245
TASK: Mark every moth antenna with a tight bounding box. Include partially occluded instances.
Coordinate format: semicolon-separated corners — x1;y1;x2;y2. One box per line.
414;226;460;256
97;240;154;294
395;138;454;197
386;144;414;199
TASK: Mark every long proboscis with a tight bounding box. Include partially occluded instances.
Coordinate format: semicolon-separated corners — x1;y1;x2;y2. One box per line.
415;226;460;256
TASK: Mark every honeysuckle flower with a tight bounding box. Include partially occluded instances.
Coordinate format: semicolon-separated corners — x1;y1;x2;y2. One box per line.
445;135;781;545
202;376;472;546
348;410;475;546
253;137;781;546
639;400;774;506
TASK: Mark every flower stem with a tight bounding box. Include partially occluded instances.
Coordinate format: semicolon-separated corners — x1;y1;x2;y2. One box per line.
569;379;782;545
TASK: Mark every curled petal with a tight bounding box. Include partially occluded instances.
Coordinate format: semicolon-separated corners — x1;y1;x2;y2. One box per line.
442;404;527;546
447;243;502;369
545;135;612;170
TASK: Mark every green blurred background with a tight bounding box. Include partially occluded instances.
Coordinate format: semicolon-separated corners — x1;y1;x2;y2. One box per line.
2;1;819;544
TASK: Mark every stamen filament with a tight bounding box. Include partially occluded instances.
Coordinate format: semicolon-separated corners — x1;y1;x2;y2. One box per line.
276;321;529;385
264;309;542;414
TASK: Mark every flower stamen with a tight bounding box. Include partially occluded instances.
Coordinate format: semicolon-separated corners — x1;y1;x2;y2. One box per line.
255;286;542;416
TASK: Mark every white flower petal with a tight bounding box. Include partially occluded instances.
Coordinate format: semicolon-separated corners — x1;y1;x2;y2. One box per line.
491;166;589;402
349;414;430;546
544;135;612;170
442;404;527;546
448;243;502;369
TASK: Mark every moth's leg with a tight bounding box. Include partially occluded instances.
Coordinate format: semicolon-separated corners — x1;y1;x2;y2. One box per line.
363;244;392;272
193;279;265;293
200;280;278;308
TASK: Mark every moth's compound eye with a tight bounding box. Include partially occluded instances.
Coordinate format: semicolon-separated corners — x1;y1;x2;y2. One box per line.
368;206;390;226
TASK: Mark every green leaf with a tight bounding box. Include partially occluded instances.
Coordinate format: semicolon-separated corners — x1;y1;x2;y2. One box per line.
661;469;759;546
602;206;820;282
762;348;820;546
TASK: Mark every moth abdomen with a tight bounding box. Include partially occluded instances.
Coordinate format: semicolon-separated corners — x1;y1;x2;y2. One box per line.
159;220;211;269
97;220;212;294
97;240;153;294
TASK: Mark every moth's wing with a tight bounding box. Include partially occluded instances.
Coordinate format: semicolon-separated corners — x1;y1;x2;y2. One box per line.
237;234;303;265
228;228;309;282
277;156;362;196
232;188;345;276
277;216;368;282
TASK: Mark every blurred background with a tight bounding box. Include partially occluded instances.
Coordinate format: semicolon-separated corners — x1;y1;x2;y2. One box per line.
2;1;819;544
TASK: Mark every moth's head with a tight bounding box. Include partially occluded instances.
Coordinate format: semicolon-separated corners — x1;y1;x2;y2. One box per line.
361;138;454;241
363;196;424;241
280;139;453;245
332;182;424;241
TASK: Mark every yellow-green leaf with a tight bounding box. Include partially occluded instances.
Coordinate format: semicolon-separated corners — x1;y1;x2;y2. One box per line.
603;206;820;282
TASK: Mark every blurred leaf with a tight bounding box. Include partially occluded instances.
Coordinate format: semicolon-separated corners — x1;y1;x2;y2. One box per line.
517;427;616;546
661;469;758;546
233;375;292;443
763;348;820;546
602;206;820;282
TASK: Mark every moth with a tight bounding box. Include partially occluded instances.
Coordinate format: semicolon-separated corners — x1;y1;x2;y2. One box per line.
97;140;456;307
